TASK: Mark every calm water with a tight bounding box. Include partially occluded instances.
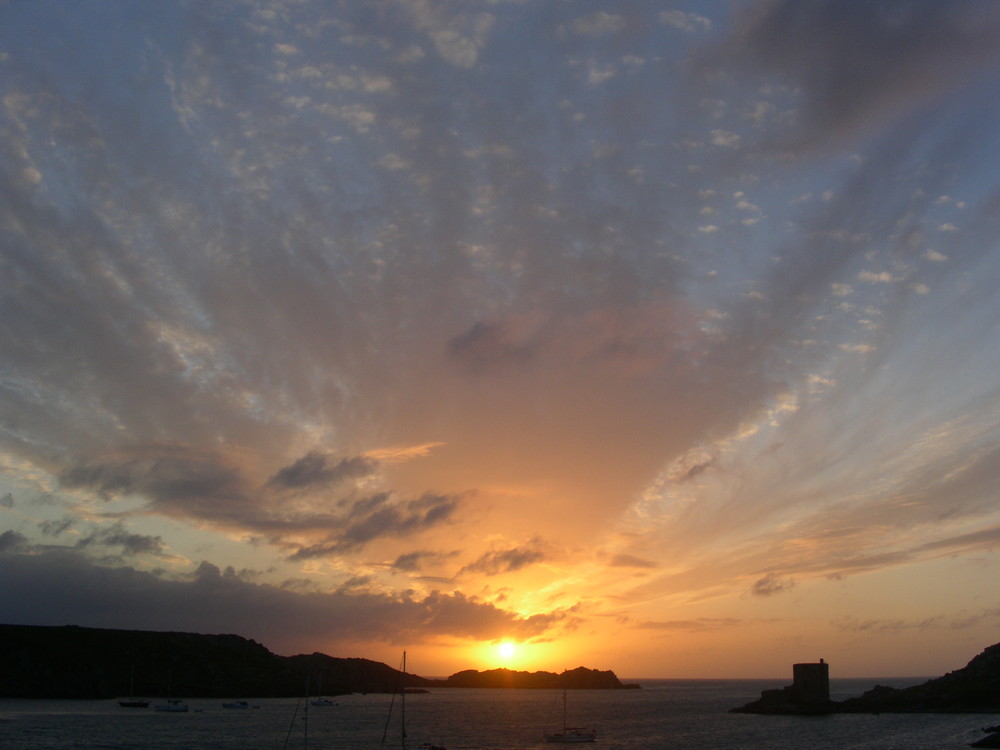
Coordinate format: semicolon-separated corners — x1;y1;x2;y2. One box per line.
1;679;996;750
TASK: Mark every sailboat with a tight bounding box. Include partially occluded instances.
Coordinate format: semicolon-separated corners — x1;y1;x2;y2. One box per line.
383;651;445;750
311;672;335;706
544;689;596;743
154;699;189;713
222;700;254;709
117;663;149;708
153;665;189;712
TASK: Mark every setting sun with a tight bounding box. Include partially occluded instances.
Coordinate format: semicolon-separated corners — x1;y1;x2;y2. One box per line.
461;638;560;672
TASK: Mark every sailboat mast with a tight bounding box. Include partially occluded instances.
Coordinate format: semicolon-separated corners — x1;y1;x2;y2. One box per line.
401;650;407;750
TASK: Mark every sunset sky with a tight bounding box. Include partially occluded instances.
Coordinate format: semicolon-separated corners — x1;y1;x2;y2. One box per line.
3;0;1000;680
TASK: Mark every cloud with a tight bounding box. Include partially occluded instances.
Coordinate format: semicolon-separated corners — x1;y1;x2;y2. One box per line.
447;318;541;374
39;517;74;537
634;618;742;632
710;130;741;148
56;443;463;560
571;12;626;37
59;444;248;509
74;522;167;558
268;453;377;490
364;443;445;463
659;11;711;34
458;540;547;577
914;526;1000;556
390;550;436;573
700;0;1000;150
403;4;495;68
289;492;464;559
608;554;658;569
751;573;795;597
831;616;942;634
0;530;29;554
0;549;568;652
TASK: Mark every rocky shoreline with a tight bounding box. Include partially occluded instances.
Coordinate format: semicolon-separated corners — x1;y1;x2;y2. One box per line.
972;724;1000;749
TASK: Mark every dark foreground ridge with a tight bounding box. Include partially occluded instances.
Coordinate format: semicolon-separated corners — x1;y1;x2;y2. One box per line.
0;623;630;699
731;641;1000;716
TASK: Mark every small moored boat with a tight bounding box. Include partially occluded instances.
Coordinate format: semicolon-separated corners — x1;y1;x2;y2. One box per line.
545;727;598;743
545;690;596;743
117;699;150;708
118;664;149;707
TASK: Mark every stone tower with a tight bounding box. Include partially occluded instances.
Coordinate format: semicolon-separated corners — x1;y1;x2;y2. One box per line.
792;658;830;705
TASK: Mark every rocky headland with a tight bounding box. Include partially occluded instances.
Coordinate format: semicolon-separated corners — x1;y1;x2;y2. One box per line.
731;641;1000;716
0;623;631;699
837;642;1000;714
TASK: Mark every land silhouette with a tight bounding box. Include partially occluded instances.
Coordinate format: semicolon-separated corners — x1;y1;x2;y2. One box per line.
5;623;998;716
731;641;1000;715
0;624;629;699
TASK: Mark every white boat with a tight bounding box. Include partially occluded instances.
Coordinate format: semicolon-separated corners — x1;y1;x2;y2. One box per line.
222;700;251;709
544;690;596;743
154;699;189;712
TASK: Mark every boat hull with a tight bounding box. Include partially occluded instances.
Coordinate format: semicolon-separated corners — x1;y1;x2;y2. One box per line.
545;730;597;743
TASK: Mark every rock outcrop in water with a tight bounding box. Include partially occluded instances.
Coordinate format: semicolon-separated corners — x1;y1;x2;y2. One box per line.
730;659;835;715
731;642;1000;715
429;665;629;689
0;623;629;699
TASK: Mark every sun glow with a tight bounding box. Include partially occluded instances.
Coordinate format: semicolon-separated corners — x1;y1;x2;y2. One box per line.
462;638;569;672
498;641;516;661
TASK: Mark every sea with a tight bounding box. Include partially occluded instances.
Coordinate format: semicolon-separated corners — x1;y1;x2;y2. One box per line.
1;679;997;750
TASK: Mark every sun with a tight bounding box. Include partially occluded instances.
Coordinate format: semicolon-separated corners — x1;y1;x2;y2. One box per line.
498;641;517;662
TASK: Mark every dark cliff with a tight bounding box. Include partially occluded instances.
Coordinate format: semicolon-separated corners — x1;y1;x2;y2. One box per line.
0;624;629;699
837;642;1000;713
